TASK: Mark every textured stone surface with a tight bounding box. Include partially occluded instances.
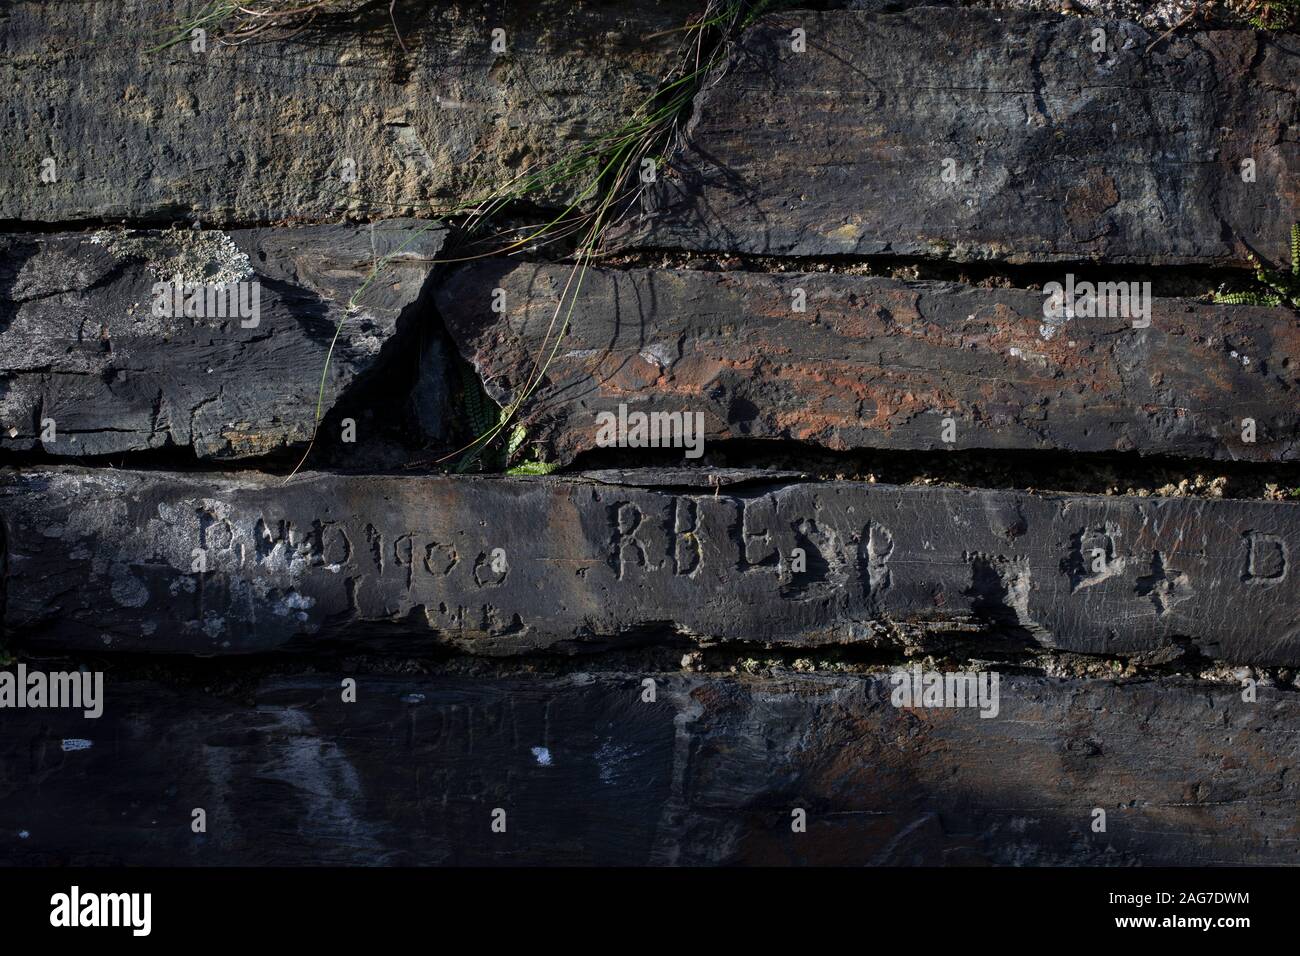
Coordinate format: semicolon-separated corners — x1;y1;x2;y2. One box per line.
4;0;1299;873
4;467;1298;663
2;671;1297;865
440;262;1300;462
0;220;444;458
625;9;1300;266
1;0;698;224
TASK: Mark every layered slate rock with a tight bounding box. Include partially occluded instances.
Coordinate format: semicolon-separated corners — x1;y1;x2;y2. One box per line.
3;467;1297;663
0;220;444;458
1;0;699;224
439;262;1300;462
625;9;1300;266
2;671;1297;865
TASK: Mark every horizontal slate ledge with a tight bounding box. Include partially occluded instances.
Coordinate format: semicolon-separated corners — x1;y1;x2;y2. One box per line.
624;9;1299;267
2;672;1297;865
0;220;444;458
3;467;1298;663
1;0;699;223
439;263;1300;462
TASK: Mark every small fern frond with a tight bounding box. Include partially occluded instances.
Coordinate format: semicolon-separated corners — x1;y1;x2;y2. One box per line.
506;424;527;462
1214;289;1278;306
460;371;500;438
506;460;560;476
454;362;507;472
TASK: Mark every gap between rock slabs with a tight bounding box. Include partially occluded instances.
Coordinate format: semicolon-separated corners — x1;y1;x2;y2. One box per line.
4;639;1295;697
1;446;1298;502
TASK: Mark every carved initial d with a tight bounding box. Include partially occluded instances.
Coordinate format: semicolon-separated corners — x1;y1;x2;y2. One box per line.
1243;531;1288;587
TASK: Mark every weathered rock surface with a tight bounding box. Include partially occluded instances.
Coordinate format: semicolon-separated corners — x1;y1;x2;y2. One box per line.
0;220;444;458
625;9;1300;266
1;0;698;224
7;0;1296;875
3;467;1297;663
440;262;1300;462
2;671;1297;865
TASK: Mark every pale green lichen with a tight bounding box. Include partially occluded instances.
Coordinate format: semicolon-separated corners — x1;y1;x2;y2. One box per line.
90;227;254;284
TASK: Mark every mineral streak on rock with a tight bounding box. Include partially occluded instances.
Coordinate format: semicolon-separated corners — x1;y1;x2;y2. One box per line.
1;0;701;224
1;672;1297;865
623;9;1299;267
3;467;1297;663
439;262;1300;462
0;220;445;458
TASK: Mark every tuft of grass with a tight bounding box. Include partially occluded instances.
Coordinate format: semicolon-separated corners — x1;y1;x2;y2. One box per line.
147;0;238;53
148;1;385;53
264;0;789;480
1213;223;1300;308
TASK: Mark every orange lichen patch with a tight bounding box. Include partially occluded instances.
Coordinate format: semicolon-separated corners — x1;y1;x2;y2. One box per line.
222;430;288;457
766;415;851;445
585;352;661;391
828;296;921;340
766;374;952;436
666;352;750;385
1064;169;1120;241
761;362;873;401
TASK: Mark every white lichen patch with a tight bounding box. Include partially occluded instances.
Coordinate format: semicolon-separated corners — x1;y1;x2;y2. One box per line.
639;342;678;369
274;592;315;621
971;0;1203;30
90;227;254;284
344;318;387;357
1039;315;1068;341
109;570;150;608
169;575;197;596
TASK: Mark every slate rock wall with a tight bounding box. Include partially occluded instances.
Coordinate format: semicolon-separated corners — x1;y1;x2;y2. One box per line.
0;0;1297;867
